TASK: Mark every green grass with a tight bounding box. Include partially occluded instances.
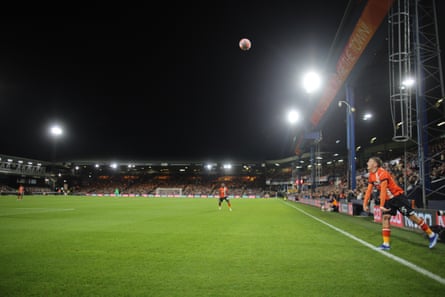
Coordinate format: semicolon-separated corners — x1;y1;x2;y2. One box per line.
0;196;444;297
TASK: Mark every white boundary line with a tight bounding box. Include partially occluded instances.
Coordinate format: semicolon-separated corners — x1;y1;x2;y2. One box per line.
11;208;75;210
283;201;445;286
0;208;75;216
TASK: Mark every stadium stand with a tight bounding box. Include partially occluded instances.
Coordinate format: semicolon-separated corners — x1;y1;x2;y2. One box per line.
1;137;444;205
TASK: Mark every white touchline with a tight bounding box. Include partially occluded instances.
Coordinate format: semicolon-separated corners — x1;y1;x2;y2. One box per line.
283;201;445;286
12;208;75;211
0;208;76;217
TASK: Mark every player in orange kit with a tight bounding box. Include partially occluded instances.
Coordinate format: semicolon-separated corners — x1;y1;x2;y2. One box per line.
218;183;232;211
363;157;438;250
17;184;25;201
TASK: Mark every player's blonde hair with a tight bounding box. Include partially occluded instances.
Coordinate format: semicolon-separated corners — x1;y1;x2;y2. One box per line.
370;156;383;168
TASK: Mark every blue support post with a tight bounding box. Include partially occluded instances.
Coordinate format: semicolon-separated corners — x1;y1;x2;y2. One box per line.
346;85;356;190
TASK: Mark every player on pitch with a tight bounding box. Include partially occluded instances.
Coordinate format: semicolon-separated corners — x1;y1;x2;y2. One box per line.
363;156;438;250
17;184;25;201
218;183;232;211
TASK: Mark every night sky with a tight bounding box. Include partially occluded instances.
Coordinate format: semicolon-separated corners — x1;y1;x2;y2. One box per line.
1;1;444;162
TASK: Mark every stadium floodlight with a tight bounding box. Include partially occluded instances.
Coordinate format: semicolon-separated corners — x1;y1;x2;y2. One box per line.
302;71;321;94
402;77;415;88
50;125;63;137
363;113;372;120
223;163;232;169
287;110;301;124
49;124;64;161
110;163;118;169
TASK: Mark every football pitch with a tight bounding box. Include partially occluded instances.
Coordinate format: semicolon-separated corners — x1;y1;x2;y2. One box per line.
0;196;444;297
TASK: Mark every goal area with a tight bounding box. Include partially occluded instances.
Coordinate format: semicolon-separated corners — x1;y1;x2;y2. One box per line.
155;188;183;196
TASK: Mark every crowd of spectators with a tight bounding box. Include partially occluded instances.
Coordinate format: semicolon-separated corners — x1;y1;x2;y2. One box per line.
1;138;443;200
312;140;444;212
67;175;267;197
299;138;445;205
0;185;15;193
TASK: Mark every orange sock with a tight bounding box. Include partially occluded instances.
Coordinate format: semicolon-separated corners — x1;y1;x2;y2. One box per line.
228;202;232;208
418;219;434;237
382;228;391;246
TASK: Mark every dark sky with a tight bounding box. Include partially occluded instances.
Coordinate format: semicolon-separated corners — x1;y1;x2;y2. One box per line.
1;1;443;162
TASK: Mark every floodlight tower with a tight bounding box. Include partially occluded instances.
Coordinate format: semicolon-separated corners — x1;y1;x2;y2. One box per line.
388;0;444;207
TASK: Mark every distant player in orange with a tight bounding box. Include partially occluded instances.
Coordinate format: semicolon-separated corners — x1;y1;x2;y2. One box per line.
218;183;232;211
17;184;25;201
363;157;438;250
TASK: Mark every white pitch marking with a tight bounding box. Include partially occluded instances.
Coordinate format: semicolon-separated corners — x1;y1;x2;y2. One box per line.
283;201;445;285
0;208;75;216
